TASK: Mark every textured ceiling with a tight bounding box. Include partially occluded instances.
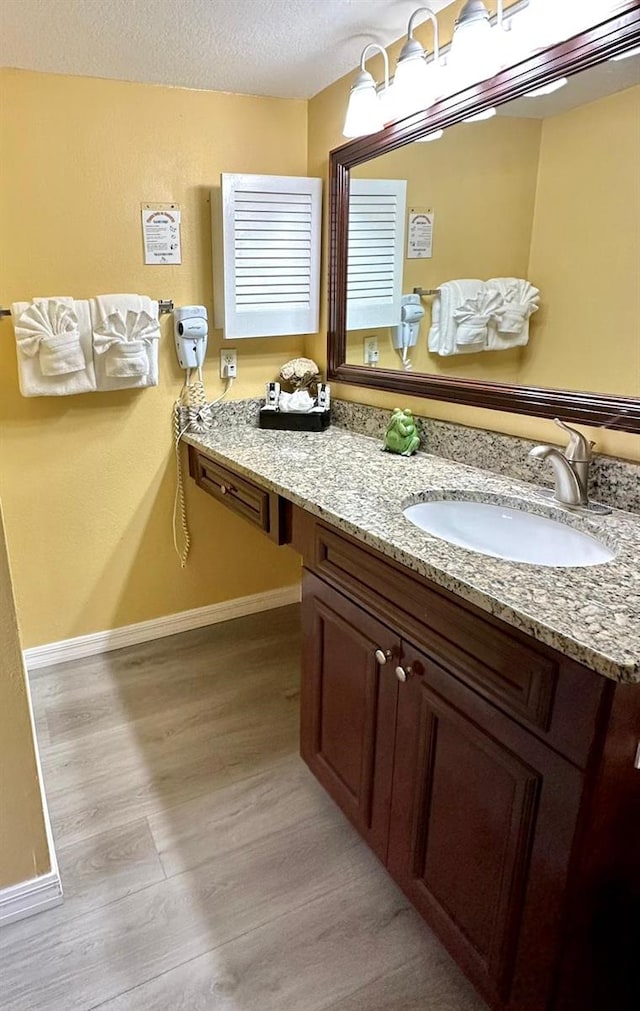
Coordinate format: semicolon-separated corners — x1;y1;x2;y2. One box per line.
0;0;454;99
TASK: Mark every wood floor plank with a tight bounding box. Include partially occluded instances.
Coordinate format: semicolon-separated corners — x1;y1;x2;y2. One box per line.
29;606;301;707
148;753;335;878
41;652;300;846
92;863;477;1011
324;953;488;1011
0;810;372;1011
43;634;300;743
4;605;487;1011
1;819;166;946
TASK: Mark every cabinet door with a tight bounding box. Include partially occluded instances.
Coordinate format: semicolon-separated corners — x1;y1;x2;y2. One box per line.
301;571;399;861
388;643;584;1011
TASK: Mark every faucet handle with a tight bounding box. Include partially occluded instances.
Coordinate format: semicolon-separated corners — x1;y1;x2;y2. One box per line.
554;418;594;461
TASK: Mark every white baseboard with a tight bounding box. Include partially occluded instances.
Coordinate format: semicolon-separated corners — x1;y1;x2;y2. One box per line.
0;869;63;928
24;583;301;671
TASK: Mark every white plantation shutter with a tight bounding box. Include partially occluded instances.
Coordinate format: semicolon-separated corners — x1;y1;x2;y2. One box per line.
347;179;407;330
214;173;322;339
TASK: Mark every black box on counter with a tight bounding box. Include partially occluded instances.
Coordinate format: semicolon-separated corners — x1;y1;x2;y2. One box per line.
258;408;331;432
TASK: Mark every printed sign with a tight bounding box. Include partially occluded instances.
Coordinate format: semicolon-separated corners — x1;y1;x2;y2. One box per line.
141;203;182;264
407;207;434;259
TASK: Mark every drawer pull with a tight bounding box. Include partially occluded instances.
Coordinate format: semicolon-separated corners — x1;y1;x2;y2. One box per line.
220;484;236;496
375;649;392;665
395;665;414;683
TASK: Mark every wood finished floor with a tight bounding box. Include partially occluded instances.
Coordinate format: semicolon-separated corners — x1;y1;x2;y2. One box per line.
0;605;487;1011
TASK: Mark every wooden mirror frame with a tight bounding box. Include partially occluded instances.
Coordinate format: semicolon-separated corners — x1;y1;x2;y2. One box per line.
328;6;640;433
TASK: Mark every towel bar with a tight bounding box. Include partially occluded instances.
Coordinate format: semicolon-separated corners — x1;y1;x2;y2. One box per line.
0;299;175;318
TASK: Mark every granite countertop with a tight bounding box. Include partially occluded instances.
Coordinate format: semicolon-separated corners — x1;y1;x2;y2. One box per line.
184;425;640;684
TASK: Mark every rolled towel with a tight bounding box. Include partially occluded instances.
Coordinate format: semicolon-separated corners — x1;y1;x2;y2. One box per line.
90;294;160;390
487;278;540;349
453;287;503;350
11;297;96;397
428;279;483;356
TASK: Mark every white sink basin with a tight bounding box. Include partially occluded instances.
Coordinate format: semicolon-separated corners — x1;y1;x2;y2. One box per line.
403;499;616;567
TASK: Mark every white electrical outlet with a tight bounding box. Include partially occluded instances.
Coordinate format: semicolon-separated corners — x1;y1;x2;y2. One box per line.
220;349;237;379
363;336;379;366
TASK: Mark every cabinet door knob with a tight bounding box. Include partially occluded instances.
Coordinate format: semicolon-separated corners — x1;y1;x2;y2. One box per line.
220;485;227;495
375;649;392;665
395;665;412;683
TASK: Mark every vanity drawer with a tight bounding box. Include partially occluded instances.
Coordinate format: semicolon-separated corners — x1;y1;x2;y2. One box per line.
188;446;288;544
293;509;607;766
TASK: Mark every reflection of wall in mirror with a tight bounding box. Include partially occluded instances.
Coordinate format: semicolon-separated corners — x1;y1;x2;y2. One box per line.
347;86;640;398
348;114;542;379
527;85;640;398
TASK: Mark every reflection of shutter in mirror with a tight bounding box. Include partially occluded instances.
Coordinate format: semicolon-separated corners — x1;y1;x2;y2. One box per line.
347;178;407;330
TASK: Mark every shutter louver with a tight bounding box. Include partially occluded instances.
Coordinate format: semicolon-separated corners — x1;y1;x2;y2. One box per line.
214;174;322;339
347;179;407;331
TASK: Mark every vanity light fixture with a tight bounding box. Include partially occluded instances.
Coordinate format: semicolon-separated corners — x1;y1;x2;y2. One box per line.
524;76;568;97
392;7;442;119
343;44;390;138
510;0;618;57
447;0;505;91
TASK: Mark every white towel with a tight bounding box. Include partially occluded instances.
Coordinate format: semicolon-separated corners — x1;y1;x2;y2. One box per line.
454;287;503;350
90;294;160;391
428;280;483;356
11;297;97;397
486;278;540;350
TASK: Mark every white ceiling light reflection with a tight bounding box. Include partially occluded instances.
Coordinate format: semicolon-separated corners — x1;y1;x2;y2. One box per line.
463;107;497;123
525;77;568;98
416;128;444;142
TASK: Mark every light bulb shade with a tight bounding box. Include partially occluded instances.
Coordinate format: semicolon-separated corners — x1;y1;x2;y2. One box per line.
393;53;433;117
378;84;397;126
447;0;499;90
510;0;618;57
343;71;384;138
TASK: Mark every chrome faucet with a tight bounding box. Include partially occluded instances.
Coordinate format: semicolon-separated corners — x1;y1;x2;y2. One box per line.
528;419;595;508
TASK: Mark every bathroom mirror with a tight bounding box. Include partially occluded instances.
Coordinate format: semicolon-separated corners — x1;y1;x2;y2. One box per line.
328;9;640;432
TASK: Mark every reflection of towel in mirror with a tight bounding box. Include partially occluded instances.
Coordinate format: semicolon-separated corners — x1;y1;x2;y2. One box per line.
90;294;160;390
486;278;539;349
428;280;483;356
11;297;96;397
453;288;503;351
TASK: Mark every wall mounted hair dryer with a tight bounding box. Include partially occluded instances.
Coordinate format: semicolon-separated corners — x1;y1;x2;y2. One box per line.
392;294;425;370
174;305;208;369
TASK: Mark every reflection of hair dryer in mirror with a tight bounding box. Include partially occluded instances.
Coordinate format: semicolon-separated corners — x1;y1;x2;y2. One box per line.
174;305;208;369
392;294;424;371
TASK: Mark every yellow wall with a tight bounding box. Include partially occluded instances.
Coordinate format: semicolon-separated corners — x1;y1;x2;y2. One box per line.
0;69;305;648
527;85;640;396
347;115;542;381
307;1;640;461
0;501;50;888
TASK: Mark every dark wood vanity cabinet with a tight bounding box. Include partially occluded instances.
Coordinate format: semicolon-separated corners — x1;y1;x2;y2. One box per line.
388;640;583;1011
188;446;289;544
300;573;398;862
192;459;639;1011
293;509;640;1011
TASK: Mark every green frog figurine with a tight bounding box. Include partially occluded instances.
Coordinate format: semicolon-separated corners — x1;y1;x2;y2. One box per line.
383;408;420;457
